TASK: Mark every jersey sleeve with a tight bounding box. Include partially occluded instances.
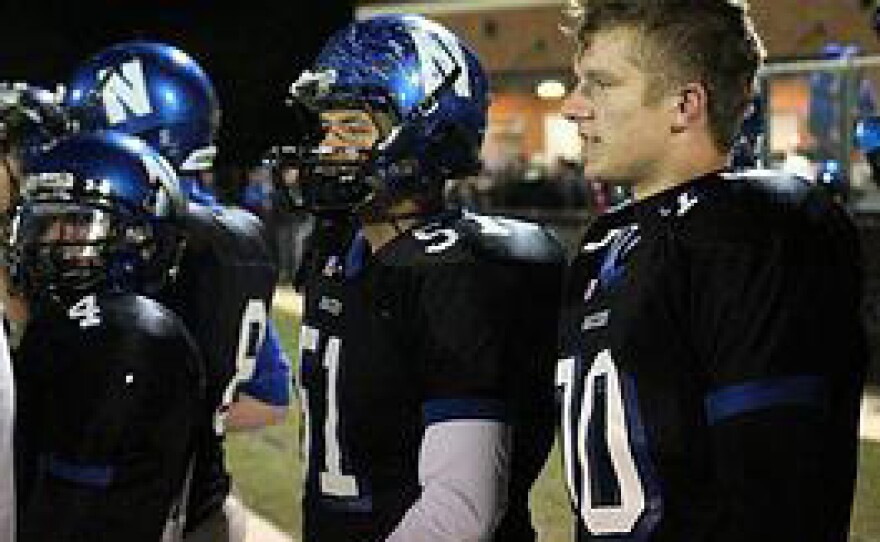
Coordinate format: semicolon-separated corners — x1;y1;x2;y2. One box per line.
236;319;291;406
686;199;867;541
690;200;865;408
415;262;519;425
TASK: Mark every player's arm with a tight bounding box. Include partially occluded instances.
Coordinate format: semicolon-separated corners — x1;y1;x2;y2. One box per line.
385;418;511;542
692;205;866;541
227;320;291;430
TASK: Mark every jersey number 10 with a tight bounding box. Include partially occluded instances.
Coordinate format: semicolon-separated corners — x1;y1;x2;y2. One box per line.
556;350;659;537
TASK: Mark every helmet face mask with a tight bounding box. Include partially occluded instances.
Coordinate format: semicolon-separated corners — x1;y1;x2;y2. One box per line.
10;199;148;296
287;106;396;213
284;14;489;215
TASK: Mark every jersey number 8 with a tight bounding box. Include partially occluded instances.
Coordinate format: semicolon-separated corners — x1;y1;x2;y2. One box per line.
214;299;268;434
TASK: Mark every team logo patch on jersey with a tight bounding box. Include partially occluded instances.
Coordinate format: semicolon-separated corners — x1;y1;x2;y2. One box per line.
319;296;343;316
581;310;609;331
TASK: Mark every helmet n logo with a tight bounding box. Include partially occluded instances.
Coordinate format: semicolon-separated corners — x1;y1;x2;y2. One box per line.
408;21;471;99
98;59;153;125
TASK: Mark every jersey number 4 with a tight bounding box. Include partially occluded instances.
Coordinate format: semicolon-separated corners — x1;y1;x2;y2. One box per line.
69;295;102;328
556;350;660;538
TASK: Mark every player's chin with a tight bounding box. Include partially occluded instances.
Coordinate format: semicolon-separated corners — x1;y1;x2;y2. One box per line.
582;160;610;183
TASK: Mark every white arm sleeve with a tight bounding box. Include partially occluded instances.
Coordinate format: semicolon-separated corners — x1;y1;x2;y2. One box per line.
0;326;14;542
384;419;512;542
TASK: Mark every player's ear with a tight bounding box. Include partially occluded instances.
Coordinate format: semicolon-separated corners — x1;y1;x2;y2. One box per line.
671;83;708;134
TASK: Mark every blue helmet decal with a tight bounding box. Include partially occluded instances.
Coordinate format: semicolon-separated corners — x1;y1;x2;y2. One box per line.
310;15;486;120
65;41;220;173
288;14;490;211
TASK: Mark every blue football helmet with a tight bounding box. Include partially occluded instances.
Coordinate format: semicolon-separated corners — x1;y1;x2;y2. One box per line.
64;41;220;173
287;14;490;212
9;130;186;299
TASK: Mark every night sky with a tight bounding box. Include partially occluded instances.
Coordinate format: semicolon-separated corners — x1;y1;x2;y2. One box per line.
0;0;354;168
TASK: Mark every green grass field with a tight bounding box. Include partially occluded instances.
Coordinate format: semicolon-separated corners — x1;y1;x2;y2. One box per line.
225;308;880;541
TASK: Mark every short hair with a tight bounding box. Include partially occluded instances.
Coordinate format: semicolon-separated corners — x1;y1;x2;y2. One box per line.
565;0;766;151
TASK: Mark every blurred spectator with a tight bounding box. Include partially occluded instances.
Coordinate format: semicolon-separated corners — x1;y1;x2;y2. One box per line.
809;43;876;161
241;165;274;219
274;167;314;284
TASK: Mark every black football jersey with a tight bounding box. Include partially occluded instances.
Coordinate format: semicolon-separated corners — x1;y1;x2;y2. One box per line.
161;203;278;527
558;170;867;542
15;292;204;542
298;209;565;542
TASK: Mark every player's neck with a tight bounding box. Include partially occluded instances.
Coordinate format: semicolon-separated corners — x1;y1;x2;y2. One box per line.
633;137;729;201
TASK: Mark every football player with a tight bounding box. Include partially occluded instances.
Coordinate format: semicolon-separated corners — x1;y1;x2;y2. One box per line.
286;14;565;542
558;1;867;541
11;131;204;541
64;41;291;541
0;83;26;542
0;82;71;541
